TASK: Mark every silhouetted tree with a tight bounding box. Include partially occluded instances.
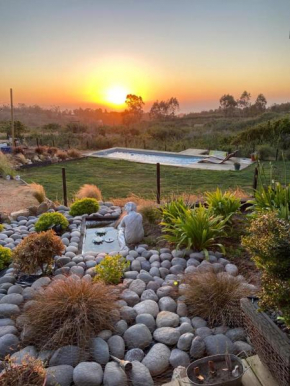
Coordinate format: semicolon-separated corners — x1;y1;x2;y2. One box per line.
149;97;179;120
122;94;144;126
219;94;237;116
254;93;267;113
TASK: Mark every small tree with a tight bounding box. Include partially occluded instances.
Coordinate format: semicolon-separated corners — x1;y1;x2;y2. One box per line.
149;97;179;121
254;93;267;113
219;94;237;117
122;94;144;126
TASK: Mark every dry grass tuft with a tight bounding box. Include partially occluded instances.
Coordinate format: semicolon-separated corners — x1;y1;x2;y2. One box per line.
56;150;68;160
23;277;120;351
47;147;58;155
35;146;48;155
28;183;46;203
0;355;46;386
67;148;81;158
76;184;102;201
183;270;254;326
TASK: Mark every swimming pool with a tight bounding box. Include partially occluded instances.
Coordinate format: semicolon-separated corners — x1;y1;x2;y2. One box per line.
91;148;204;167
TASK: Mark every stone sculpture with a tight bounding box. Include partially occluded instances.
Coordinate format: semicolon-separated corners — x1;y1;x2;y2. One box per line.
118;202;144;248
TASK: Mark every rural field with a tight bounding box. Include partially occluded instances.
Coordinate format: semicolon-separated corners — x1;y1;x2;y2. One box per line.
22;157;290;202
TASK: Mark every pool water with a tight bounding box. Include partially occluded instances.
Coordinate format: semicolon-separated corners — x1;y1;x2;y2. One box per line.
93;149;202;166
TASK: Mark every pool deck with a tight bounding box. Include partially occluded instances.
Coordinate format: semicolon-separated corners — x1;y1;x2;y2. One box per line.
162;355;279;386
87;147;253;171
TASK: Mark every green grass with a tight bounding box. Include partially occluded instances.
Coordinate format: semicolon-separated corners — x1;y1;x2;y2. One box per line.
22;158;290;202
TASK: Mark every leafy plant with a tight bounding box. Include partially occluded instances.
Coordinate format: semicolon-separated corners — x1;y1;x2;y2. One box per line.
0;246;12;270
0;152;15;177
0;224;3;232
205;188;241;221
0;356;46;386
76;184;102;201
70;198;99;216
161;204;227;257
139;203;161;225
35;212;68;232
12;230;64;274
94;254;129;285
161;197;190;230
242;211;290;280
22;277;120;350
183;271;254;326
29;183;46;203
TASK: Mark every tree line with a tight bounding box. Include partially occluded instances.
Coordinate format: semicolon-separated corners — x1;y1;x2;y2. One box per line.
219;91;267;117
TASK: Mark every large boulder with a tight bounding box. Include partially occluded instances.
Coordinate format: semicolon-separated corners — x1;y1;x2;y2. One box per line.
204;334;235;355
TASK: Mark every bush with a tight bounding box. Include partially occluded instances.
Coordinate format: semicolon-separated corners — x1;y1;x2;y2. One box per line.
0;152;15;177
257;144;276;160
35;146;47;155
205;188;241;221
139;203;161;225
0;356;46;386
12;230;64;274
13;146;24;155
161;198;189;230
35;212;68;232
76;184;102;201
67;148;81;158
47;146;58;155
56;150;68;160
70;198;99;216
242;212;290;280
22;277;120;350
94;254;130;284
183;271;254;326
29;183;46;203
161;205;227;257
0;246;12;270
0;224;3;232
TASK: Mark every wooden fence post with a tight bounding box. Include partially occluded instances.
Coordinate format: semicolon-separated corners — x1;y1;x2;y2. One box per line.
156;163;161;204
253;166;259;191
276;148;279;161
36;138;39;147
62;168;68;207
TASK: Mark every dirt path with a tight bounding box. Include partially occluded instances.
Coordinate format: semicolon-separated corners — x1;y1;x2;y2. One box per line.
0;179;38;214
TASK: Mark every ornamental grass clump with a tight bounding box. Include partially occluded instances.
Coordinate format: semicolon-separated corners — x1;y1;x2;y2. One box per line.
0;246;12;270
12;230;64;275
29;183;46;204
35;212;69;232
205;188;241;221
0;356;46;386
94;254;130;285
161;204;227;257
76;184;102;201
69;198;99;216
22;277;120;350
183;271;253;326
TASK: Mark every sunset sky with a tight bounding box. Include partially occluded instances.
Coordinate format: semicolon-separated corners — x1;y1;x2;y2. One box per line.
0;0;290;112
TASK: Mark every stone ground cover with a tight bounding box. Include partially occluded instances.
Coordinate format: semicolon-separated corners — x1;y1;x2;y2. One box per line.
0;205;256;386
22;158;290;201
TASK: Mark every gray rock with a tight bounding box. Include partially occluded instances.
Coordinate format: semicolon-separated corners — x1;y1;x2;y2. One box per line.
46;365;74;386
120;306;137;323
159;296;177;312
129;279;146;295
22;287;36;300
11;345;37;363
108;335;125;359
114;320;128;336
190;336;206;359
213;325;229;335
156;286;174;298
49;345;83;367
177;333;194;351
125;348;144;362
141;289;158;302
169;348;190;368
123;324;152;349
133;300;159;317
233;341;254;355
0;293;24;305
136;313;156;333
153;327;180;345
121;290;139;307
0;304;20;318
191;317;207;329
103;361;128;386
7;285;23;294
156;311;179;328
131;361;154;386
177;322;194;335
91;337;110;364
146;281;160;292
0;334;19;358
73;362;103;386
225;264;238;276
204;334;235;355
98;330;113;341
38;350;53;364
138;272;153;283
176;301;188;317
70;266;84;277
226;328;247;342
0;325;18;337
196;327;213;339
0;318;14;327
142;343;171;376
31;276;51;289
124;271;139;280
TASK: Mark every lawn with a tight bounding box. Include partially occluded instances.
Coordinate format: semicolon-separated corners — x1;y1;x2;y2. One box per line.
22;157;290;202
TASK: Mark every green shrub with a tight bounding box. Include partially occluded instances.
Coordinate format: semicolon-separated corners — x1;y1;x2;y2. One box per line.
257;144;275;160
161;198;189;230
0;224;4;232
13;230;64;274
70;198;99;216
139;204;161;224
205;188;240;221
242;211;290;280
0;246;12;270
35;212;69;232
94;254;129;285
0;152;15;177
161;204;227;257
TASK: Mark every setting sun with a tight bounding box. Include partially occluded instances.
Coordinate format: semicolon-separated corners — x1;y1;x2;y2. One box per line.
106;86;128;106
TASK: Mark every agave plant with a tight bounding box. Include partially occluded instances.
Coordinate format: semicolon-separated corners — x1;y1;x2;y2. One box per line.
161;204;227;258
205;188;241;221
